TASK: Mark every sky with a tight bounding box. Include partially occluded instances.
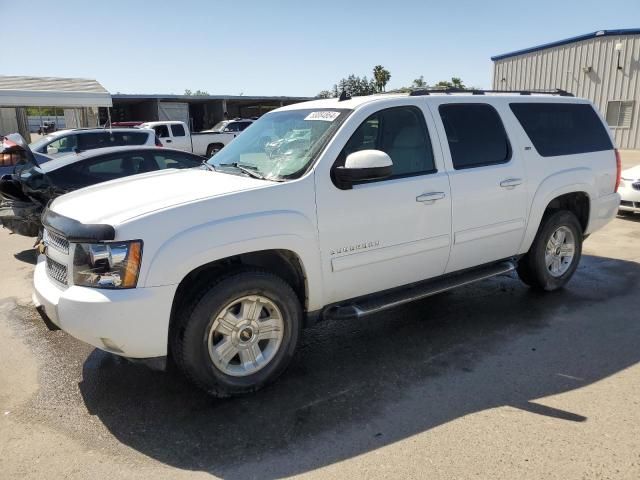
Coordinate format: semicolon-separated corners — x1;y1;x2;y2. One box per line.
2;0;639;97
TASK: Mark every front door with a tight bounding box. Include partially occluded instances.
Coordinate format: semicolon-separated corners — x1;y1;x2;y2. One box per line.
315;103;452;305
431;101;528;273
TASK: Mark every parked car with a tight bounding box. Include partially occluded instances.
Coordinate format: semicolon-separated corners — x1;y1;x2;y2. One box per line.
141;120;252;157
0;142;205;237
29;128;160;157
618;165;640;216
32;90;621;397
201;118;255;133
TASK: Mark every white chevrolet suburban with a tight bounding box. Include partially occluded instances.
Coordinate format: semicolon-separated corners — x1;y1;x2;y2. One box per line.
32;90;622;397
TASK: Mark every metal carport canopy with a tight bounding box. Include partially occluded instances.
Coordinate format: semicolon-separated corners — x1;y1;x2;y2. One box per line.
0;75;112;107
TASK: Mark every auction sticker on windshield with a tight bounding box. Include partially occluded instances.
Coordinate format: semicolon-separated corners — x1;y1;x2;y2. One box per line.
304;111;341;121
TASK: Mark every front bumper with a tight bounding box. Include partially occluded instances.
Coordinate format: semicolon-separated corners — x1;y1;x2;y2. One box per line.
618;180;640;213
32;255;177;358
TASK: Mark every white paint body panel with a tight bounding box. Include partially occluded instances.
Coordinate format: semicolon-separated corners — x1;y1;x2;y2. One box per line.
33;93;620;358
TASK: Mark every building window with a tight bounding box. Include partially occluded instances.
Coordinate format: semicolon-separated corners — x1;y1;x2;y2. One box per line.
606;101;634;128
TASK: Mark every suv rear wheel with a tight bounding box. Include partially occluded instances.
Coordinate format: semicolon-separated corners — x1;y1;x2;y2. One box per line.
172;269;302;397
517;210;583;291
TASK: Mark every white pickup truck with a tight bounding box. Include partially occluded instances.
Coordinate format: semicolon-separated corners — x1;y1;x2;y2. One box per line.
140;119;252;157
32;90;621;397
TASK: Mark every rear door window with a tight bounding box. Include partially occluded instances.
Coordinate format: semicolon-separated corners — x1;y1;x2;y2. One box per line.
509;103;613;157
153;152;202;169
77;132;110;150
439;104;511;169
110;131;149;146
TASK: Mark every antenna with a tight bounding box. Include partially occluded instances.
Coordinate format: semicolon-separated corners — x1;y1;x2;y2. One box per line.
338;90;351;102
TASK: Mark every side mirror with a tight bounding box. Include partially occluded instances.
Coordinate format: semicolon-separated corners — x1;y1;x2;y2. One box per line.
334;149;393;190
46;146;59;155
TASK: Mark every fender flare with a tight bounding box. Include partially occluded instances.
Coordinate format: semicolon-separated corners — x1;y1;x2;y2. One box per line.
519;167;594;254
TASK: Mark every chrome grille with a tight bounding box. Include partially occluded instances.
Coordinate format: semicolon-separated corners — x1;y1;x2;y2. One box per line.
46;256;68;285
43;229;69;254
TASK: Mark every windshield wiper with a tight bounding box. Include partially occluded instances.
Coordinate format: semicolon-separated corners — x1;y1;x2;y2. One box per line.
218;162;266;180
201;160;216;171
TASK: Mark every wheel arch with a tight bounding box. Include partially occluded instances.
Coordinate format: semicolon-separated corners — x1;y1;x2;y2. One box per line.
519;168;595;254
167;248;309;358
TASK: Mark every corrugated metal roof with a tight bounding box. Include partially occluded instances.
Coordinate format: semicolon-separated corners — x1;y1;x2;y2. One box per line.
491;28;640;61
0;75;111;107
0;75;109;93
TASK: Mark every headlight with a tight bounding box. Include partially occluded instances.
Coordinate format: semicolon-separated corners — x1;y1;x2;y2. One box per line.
72;240;143;289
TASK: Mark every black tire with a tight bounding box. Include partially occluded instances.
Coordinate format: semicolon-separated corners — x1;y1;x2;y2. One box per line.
206;144;223;157
172;269;302;397
618;209;634;217
517;210;583;291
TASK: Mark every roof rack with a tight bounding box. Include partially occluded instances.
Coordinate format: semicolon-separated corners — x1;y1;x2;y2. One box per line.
408;88;574;97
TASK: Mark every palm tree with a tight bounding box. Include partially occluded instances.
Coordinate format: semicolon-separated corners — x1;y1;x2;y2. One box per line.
372;65;392;92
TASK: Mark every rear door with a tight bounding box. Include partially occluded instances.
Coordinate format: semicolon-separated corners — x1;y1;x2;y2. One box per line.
432;100;528;273
169;123;191;151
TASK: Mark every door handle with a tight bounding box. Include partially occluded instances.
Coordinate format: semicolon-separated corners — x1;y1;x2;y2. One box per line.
416;192;446;204
500;178;522;189
165;139;172;143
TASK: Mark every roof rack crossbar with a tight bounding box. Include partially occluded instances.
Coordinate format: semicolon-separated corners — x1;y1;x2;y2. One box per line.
408;88;573;97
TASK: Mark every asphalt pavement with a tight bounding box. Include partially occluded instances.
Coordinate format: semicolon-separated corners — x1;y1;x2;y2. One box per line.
1;201;639;479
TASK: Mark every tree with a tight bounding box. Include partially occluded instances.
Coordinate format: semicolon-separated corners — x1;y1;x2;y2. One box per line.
411;75;428;88
434;77;466;89
334;74;377;97
315;90;334;99
184;89;210;96
372;65;392;92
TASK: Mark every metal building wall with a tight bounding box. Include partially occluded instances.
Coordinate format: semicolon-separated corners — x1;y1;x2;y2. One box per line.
493;34;640;149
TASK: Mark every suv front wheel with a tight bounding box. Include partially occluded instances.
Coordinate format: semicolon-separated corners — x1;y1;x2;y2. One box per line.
172;269;302;397
517;210;583;291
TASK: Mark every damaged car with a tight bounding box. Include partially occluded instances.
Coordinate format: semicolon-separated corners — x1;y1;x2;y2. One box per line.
0;135;206;237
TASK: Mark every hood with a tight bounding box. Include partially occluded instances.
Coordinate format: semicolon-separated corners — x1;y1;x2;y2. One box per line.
621;165;640;181
50;168;270;225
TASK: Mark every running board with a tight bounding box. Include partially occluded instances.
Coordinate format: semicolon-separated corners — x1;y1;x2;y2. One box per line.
324;260;516;321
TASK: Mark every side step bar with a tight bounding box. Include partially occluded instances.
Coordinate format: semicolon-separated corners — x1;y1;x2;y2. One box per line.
324;260;516;321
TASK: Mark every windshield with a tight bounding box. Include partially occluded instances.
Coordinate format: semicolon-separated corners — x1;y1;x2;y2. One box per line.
209;120;229;132
207;108;350;180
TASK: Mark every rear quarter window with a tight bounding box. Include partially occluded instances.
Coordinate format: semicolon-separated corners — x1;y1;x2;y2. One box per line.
509;103;613;157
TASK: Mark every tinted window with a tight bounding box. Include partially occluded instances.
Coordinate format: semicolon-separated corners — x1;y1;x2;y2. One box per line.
238;122;252;131
77;132;110;150
50;153;153;189
171;124;186;136
341;106;435;178
510;103;613;157
46;135;77;154
154;125;170;138
223;123;241;132
153;152;202;169
439;104;511;169
110;131;149;146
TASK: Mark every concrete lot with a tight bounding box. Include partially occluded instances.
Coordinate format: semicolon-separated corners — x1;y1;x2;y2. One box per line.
1;192;640;478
